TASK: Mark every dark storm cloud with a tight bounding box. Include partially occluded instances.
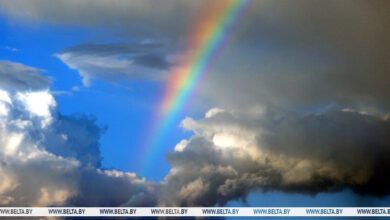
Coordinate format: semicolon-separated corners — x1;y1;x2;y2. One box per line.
260;110;390;196
161;136;281;206
55;42;172;86
68;168;157;207
0;60;50;91
158;109;390;206
203;0;390;112
0;0;205;38
2;0;389;109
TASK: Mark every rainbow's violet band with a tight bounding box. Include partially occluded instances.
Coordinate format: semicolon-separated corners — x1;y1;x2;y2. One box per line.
140;0;252;172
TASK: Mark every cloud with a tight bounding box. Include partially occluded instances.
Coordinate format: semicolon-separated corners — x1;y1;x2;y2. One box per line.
198;0;390;114
2;0;389;112
0;60;156;207
55;42;172;86
0;60;50;91
1;58;390;208
158;108;390;206
0;88;157;206
0;0;206;38
1;0;390;208
0;89;159;206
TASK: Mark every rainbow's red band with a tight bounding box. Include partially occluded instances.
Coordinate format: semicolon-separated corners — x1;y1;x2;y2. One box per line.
141;0;251;172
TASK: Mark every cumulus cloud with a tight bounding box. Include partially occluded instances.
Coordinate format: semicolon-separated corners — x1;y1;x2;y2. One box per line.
0;88;156;206
55;42;172;86
0;60;50;91
1;58;390;208
0;60;156;207
158;108;390;206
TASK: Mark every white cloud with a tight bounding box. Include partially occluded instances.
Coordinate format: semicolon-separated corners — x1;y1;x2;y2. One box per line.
205;108;225;118
4;133;24;155
0;90;11;103
16;90;56;128
0;61;156;206
0;90;156;206
55;42;171;87
0;90;11;116
55;53;135;86
0;104;8;116
174;139;188;152
16;91;56;118
212;133;243;148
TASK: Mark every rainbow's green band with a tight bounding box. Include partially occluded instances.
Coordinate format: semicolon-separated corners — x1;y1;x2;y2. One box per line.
141;0;251;173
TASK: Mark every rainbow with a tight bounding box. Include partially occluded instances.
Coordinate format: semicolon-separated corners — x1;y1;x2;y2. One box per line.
140;0;251;172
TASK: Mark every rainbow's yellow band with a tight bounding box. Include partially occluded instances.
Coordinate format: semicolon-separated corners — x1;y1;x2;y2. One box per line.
141;0;251;172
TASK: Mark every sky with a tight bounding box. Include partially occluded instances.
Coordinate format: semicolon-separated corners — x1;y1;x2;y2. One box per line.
1;0;390;213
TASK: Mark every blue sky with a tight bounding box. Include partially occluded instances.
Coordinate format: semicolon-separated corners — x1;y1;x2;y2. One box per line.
0;16;193;180
1;0;390;210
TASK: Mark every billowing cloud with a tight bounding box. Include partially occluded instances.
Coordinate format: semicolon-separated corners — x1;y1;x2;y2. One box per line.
55;42;172;86
0;89;157;206
0;60;50;91
0;89;158;206
158;108;390;206
1;0;390;208
1;56;390;208
0;60;156;207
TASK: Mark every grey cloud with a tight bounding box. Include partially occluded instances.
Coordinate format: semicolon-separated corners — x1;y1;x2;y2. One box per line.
2;0;390;112
159;109;390;206
0;60;50;91
133;53;171;70
68;169;157;207
260;110;390;196
55;42;172;86
161;138;280;206
1;58;390;208
0;0;205;38
61;42;163;57
199;0;390;114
